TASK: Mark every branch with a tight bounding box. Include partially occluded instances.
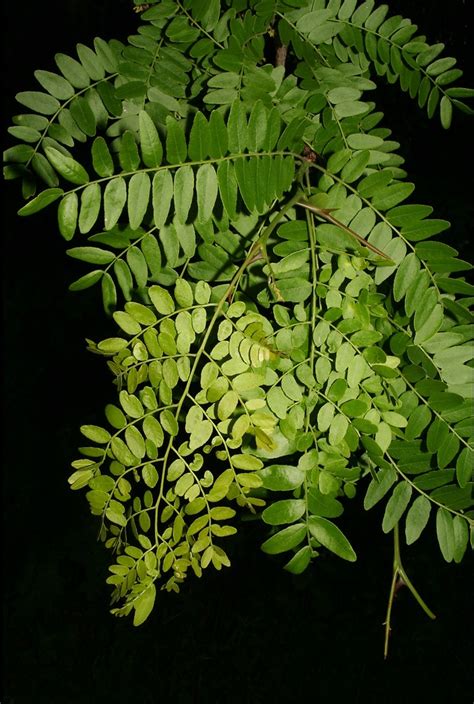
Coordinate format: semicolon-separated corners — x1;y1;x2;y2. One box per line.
296;201;394;261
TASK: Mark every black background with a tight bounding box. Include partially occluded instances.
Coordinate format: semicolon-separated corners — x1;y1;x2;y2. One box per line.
1;2;473;703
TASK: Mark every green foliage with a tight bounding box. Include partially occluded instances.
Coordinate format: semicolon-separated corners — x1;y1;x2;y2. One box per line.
4;0;473;646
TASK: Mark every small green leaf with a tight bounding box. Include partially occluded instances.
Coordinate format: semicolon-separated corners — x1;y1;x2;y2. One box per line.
393;253;419;302
55;52;90;88
258;465;305;491
262;499;305;526
127;246;148;289
113;311;142;335
347;133;383;150
133;584;156;626
143;416;164;447
67;246;114;265
70;96;96;137
231;454;263;470
414;304;443;344
105;404;127;429
275;277;313;303
165;116;187;164
364;466;397;510
119;131;140;172
208;110;228;157
328;414;348;446
149;285;175;315
18;188;64;216
45;147;89;185
175;473;194;497
382;481;413;533
372;182;415;210
437;433;460;470
227;100;248;153
79;182;101;234
105;508;127;527
217;161;237;218
188;111;210;161
188;515;208;536
283;545;312;575
97;338;128;354
69;269;103;291
160;409;178;436
266;387;290;419
210;506;236;521
207;468;233;502
340;399;368;418
436;507;455;562
452;516;468;563
34;69;75;100
174;278;193;308
174;165;194;223
307;488;344;518
119;390;144;419
139;110;163;167
104;177;127;230
248;100;267;151
439;96;453;129
142;464;159;489
196;163;218;222
77;42;105;80
152;169;173;229
4;144;35;163
126;301;157;326
127;172;151;230
141;234;162;279
217;390;239;421
456;447;473;488
92;136;114;177
327;88;362;105
308;516;357;562
405;406;432;441
80;424;111;444
68;467;95;490
335;101;369;119
114;260;134;300
31;153;59;187
16;90;61;115
405;495;431;545
189;419;213;450
125;425;145;460
58;192;78;240
211;524;237;537
261;523;306;555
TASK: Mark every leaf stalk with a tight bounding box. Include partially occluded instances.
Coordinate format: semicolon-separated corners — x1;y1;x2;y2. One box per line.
384;524;436;659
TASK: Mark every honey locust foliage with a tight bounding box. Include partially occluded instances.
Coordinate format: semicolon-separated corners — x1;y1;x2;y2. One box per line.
4;0;473;642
